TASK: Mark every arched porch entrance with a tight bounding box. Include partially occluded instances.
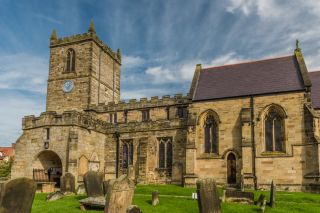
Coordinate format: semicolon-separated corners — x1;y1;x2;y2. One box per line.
227;153;237;184
32;150;62;187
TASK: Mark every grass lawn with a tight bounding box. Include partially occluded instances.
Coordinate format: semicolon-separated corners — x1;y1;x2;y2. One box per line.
32;185;320;213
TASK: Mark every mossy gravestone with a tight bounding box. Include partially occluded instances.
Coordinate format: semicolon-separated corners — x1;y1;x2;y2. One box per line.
0;177;36;213
152;191;159;206
60;172;75;194
196;178;221;213
84;171;104;197
105;175;135;213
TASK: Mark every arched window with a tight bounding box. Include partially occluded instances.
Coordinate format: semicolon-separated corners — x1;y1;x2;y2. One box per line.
264;107;285;152
66;49;76;72
204;115;218;154
158;137;173;175
122;140;134;169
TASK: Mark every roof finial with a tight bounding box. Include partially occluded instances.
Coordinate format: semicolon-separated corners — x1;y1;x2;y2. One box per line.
295;39;301;51
117;48;121;61
50;29;57;41
88;19;96;34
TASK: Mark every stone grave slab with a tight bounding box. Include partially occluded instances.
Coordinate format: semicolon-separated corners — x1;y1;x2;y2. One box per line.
225;189;254;204
60;172;76;194
105;174;135;213
83;171;104;197
196;178;221;213
0;177;36;213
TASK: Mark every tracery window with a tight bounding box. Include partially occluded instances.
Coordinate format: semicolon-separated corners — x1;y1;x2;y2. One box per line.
204;115;218;154
158;137;173;175
66;48;76;72
264;107;285;152
122;140;133;169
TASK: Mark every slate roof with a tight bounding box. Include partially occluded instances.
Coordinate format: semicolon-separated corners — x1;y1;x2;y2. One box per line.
309;71;320;109
193;55;306;101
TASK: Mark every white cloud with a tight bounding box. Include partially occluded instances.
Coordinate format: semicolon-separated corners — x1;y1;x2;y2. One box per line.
122;55;145;70
145;66;176;84
0;53;48;93
0;92;45;146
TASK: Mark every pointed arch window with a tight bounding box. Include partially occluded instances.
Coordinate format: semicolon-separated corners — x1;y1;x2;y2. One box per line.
158;137;173;175
66;48;76;72
204;115;219;154
122;140;133;169
264;107;285;152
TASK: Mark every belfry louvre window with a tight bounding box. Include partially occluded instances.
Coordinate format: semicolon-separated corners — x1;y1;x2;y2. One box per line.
66;48;76;72
158;137;173;175
122;140;133;169
176;106;188;118
204;115;218;154
141;110;150;122
265;108;285;152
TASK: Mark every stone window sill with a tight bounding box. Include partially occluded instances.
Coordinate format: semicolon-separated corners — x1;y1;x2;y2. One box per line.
197;153;220;159
260;151;288;157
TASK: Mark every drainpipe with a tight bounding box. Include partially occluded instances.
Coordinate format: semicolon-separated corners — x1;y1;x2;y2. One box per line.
115;125;120;178
250;96;257;190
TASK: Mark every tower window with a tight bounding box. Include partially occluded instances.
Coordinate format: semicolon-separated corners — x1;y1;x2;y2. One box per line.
66;48;76;72
109;113;117;123
141;110;150;122
176;106;188;118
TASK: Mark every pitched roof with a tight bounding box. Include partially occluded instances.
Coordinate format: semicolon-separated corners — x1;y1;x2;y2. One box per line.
0;147;14;159
193;55;306;101
309;71;320;109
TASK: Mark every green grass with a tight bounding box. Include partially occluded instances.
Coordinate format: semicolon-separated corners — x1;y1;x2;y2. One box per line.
31;185;320;213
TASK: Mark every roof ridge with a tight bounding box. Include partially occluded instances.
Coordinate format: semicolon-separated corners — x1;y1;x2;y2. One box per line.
202;55;293;71
309;70;320;74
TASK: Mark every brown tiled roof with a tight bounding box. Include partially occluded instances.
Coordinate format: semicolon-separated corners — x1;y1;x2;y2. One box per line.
0;147;14;159
193;55;305;101
309;71;320;109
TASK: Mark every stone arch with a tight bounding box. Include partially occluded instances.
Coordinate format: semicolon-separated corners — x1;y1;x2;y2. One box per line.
196;109;221;126
32;150;63;187
222;149;241;159
259;103;288;120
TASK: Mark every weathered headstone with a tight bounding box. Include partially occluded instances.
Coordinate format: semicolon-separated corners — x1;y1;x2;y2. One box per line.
105;175;135;213
126;205;142;213
46;191;64;202
0;177;36;213
60;172;76;194
127;165;135;181
196;178;221;213
255;194;266;206
269;180;276;208
221;190;226;202
172;162;183;185
152;191;159;206
261;199;267;212
83;171;104;197
225;189;254;204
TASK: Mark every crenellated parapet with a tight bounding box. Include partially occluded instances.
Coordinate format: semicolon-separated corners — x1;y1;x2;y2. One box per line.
88;94;190;112
50;27;121;64
22;110;188;134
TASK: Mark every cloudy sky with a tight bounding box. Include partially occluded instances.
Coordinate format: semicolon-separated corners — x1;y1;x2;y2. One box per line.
1;0;320;146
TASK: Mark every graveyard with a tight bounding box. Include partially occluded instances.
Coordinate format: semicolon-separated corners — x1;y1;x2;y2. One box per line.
28;184;320;213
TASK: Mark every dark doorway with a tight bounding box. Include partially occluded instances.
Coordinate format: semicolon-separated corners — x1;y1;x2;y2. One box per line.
227;153;236;184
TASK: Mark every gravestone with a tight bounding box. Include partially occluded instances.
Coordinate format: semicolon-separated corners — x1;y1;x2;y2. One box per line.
126;205;142;213
46;191;64;202
127;165;135;181
171;162;183;185
255;194;266;206
221;190;226;202
83;171;104;197
60;172;76;194
0;177;36;213
105;175;135;213
269;180;276;208
261;199;267;213
225;189;254;204
196;178;221;213
152;191;159;206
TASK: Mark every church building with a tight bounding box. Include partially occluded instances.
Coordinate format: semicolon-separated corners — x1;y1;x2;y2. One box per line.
11;22;320;192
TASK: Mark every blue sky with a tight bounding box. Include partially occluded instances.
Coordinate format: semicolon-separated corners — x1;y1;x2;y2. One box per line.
1;0;320;146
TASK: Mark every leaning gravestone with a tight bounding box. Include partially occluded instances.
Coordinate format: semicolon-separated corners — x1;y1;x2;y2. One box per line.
83;171;104;197
60;172;76;194
0;177;37;213
46;191;64;202
152;191;159;206
126;205;142;213
196;178;221;213
269;180;276;208
255;194;266;206
105;174;135;213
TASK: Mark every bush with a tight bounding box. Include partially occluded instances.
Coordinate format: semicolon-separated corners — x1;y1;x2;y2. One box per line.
0;157;13;178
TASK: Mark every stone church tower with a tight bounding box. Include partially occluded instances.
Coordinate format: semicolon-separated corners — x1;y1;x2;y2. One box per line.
46;21;121;113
